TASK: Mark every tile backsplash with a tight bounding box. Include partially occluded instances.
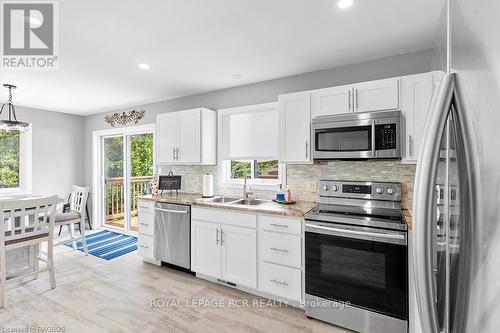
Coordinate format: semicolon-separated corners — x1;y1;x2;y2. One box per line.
158;160;416;209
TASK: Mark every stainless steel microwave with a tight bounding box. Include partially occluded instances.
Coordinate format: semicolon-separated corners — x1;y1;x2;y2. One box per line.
312;110;402;160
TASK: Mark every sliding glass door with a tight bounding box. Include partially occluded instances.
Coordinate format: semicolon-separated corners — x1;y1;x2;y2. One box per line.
102;132;153;232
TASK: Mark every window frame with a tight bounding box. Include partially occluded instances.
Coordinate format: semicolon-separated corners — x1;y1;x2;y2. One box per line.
222;159;286;188
0;125;32;196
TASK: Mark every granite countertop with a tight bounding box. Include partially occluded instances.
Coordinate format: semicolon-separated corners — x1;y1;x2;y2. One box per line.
138;193;317;218
402;209;413;230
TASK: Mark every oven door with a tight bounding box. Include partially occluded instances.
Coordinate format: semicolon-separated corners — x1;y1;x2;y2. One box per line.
312;118;375;159
305;221;408;320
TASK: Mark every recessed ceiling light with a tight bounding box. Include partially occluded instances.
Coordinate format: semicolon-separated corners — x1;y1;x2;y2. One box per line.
337;0;353;9
232;73;243;79
139;63;150;70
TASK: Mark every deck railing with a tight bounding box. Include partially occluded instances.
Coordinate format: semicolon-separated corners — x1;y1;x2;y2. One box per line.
105;176;152;221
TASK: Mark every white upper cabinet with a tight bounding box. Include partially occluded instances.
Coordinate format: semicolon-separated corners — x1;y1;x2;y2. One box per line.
311;84;353;117
353;77;400;113
156;108;216;165
278;91;312;164
156;112;178;164
401;72;437;162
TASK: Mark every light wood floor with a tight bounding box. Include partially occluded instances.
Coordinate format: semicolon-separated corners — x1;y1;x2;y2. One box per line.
0;241;349;333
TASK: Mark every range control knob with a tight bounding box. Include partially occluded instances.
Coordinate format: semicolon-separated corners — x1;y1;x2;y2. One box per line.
376;188;384;194
332;185;339;192
387;188;395;195
322;185;330;191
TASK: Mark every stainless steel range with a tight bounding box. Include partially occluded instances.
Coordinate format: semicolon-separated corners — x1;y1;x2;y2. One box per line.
305;180;408;333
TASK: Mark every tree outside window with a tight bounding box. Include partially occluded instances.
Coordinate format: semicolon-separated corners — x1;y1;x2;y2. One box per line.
0;130;20;189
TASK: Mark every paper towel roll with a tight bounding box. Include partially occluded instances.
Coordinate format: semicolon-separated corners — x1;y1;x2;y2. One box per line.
202;173;214;198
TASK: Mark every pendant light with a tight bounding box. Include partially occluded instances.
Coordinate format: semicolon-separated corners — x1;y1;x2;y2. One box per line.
0;84;29;131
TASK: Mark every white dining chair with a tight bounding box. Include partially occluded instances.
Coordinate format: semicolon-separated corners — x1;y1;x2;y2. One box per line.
53;185;89;255
0;195;58;308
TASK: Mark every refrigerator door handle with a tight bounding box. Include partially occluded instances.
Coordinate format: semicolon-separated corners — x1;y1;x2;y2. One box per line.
413;73;455;333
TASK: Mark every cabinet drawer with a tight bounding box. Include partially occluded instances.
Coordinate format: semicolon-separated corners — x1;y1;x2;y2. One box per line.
260;231;301;268
260;215;301;235
138;212;154;236
138;200;155;214
138;234;155;259
259;261;301;301
192;207;257;229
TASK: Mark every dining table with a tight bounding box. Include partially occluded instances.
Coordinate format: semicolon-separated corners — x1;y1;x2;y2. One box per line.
1;194;65;278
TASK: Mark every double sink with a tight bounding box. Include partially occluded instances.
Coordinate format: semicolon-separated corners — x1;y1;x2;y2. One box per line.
199;196;269;206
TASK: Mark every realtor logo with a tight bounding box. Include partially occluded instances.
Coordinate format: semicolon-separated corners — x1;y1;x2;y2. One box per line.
1;1;59;69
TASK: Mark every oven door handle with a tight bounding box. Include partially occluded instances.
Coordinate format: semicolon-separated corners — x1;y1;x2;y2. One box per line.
305;223;406;245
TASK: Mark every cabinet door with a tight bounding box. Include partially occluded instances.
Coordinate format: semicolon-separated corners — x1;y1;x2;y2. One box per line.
221;225;257;288
156;113;178;164
191;220;221;278
178;109;201;163
278;92;311;164
402;73;434;161
353;77;400;112
311;85;353;117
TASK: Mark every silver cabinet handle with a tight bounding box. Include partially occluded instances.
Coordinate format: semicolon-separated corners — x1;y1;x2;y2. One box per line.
216;228;219;245
355;89;359;110
138;205;151;210
270;279;288;286
348;89;351;111
269;223;288;228
175;147;180;160
139;244;149;249
220;229;224;245
409;134;413;157
155;207;188;214
270;247;288;253
138;222;149;226
305;140;309;159
173;147;176;160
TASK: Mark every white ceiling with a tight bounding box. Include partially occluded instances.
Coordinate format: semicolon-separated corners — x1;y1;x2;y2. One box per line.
1;0;445;115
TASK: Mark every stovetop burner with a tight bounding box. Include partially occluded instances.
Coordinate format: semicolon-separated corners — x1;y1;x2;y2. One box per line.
306;180;407;231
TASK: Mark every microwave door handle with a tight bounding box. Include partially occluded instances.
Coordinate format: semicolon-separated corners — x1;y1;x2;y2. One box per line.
371;120;376;157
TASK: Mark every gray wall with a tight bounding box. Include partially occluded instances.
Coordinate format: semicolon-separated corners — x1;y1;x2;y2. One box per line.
16;106;84;198
83;48;436;188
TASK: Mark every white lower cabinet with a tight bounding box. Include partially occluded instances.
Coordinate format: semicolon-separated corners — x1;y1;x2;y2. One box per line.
258;215;303;302
191;208;257;289
220;225;257;288
191;220;221;278
259;261;302;302
137;199;159;264
191;208;303;303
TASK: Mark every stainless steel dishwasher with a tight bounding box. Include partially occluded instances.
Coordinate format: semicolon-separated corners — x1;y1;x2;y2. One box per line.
154;202;191;270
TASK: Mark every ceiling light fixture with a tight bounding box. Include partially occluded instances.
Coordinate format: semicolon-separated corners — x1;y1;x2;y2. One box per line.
337;0;353;9
0;84;29;132
232;73;242;79
139;63;150;70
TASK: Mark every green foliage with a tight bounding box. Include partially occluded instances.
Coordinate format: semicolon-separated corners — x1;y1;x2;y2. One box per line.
231;160;251;179
0;130;20;188
104;133;153;178
130;133;153;177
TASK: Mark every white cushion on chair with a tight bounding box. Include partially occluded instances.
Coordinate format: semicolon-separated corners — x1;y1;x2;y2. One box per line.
53;212;81;223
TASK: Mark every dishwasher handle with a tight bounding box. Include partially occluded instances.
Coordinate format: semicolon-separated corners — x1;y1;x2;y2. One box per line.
155;207;189;214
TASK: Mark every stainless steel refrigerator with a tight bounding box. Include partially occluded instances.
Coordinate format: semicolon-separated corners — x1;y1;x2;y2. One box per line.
413;0;500;332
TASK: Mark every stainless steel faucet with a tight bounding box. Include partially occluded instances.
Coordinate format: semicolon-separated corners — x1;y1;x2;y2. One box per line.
243;177;252;198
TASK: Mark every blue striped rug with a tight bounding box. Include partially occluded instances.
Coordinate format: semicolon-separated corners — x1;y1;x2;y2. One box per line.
65;230;138;260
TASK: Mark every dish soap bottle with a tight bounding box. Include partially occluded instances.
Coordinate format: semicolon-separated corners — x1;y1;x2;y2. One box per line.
284;185;291;202
276;184;285;201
